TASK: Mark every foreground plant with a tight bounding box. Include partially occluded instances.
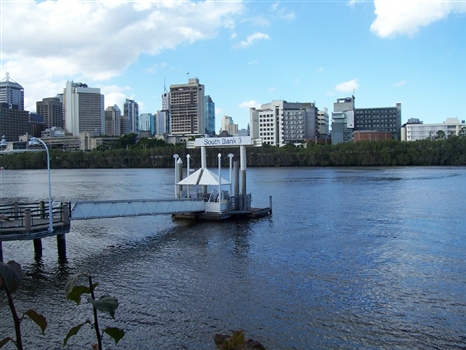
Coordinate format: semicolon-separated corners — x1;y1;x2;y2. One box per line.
213;330;266;350
64;273;124;349
0;261;47;350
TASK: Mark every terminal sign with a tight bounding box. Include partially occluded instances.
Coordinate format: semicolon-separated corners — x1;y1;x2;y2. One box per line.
194;136;253;147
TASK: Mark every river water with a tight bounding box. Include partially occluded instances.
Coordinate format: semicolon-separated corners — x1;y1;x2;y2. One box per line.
0;166;465;349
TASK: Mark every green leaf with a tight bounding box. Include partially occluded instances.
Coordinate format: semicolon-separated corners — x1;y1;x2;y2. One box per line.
24;309;47;334
64;273;96;297
0;337;13;348
63;320;90;346
103;327;125;345
66;285;91;304
0;261;22;294
88;295;119;319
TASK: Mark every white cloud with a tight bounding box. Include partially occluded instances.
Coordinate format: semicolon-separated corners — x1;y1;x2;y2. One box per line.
335;79;358;92
393;80;408;87
234;32;269;48
370;0;466;38
270;2;295;21
268;87;275;92
1;0;243;111
239;100;261;109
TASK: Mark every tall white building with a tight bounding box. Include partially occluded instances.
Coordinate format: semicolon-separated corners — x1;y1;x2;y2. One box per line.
169;78;205;135
155;110;170;135
124;98;139;134
64;81;105;136
104;105;121;136
250;100;317;146
317;107;329;136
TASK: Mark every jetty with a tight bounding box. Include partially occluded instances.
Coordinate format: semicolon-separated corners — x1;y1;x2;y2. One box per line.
0;136;271;261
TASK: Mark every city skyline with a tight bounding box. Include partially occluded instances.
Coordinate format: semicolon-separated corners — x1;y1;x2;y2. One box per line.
1;0;465;131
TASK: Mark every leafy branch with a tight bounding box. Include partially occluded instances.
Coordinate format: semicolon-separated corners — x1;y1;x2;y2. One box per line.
64;273;124;349
0;261;47;350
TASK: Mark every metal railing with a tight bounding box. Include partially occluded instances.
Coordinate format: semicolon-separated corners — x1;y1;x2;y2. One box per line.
0;202;70;229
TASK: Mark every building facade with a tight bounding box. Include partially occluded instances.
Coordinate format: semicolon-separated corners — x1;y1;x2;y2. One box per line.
250;100;317;146
0;74;24;110
155;110;170;135
169;78;205;135
36;97;64;129
124;98;139;134
204;95;215;135
0;103;29;141
64;81;105;136
331;96;355;144
331;96;402;143
220;116;238;136
354;103;401;140
104;105;121;136
401;118;466;141
139;113;154;134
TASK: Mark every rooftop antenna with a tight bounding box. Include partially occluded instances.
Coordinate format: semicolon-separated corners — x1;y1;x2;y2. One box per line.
163;77;167;93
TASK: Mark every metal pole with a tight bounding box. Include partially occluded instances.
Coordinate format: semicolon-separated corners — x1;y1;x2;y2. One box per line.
173;154;179;198
228;153;234;196
186;154;190;198
217;153;221;213
31;138;53;234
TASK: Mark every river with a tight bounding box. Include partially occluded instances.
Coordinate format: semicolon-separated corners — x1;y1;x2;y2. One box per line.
0;166;465;349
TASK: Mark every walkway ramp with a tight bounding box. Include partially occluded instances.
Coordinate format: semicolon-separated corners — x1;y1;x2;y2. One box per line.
71;198;205;220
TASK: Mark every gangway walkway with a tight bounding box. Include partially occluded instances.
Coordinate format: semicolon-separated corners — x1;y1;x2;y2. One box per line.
70;198;205;220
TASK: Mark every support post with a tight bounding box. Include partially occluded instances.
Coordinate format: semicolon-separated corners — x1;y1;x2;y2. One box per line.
176;158;183;198
240;145;247;209
234;161;240;210
34;239;43;260
201;146;207;198
57;234;66;262
39;201;45;219
61;202;70;224
0;241;3;262
24;209;32;231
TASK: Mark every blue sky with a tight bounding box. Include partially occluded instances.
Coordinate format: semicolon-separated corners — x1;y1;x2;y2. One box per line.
1;0;465;131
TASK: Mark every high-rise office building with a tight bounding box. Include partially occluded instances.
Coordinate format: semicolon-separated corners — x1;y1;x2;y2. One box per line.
331;96;402;143
155;110;170;135
64;81;104;136
169;78;205;135
36;97;64;129
250;100;318;146
124;98;139;134
204;95;215;135
105;105;121;136
0;103;29;141
354;103;402;140
139;113;153;133
0;73;24;110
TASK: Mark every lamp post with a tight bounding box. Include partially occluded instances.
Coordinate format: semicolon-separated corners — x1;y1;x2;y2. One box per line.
29;137;53;233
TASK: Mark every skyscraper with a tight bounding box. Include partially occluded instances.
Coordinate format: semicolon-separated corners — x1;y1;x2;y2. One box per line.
64;81;105;136
105;105;121;136
0;73;24;110
124;98;139;134
169;78;205;135
204;95;215;135
36;97;64;129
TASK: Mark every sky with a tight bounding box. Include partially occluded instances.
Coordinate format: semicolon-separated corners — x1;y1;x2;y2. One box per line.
1;0;465;132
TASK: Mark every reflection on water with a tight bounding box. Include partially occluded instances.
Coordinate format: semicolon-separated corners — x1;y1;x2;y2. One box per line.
1;167;466;349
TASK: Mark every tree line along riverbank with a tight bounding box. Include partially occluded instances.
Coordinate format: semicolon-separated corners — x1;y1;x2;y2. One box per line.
2;136;466;170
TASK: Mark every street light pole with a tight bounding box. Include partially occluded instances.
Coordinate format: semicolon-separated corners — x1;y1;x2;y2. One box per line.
30;137;53;233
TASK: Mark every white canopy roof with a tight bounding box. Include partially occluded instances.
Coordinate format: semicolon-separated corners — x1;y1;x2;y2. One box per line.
177;168;230;186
